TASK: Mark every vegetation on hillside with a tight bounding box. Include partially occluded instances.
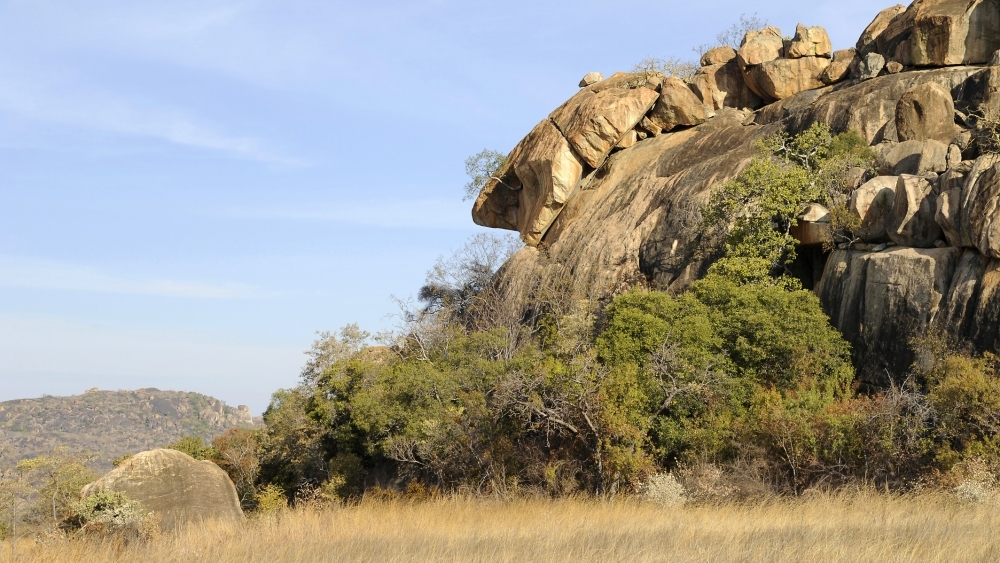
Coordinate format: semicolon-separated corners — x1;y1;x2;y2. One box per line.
0;389;254;471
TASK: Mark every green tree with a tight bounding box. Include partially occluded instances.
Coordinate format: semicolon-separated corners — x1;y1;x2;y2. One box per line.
165;436;216;461
463;149;508;201
700;123;877;285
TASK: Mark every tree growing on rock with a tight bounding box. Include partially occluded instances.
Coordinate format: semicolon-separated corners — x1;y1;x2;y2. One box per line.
463;149;508;201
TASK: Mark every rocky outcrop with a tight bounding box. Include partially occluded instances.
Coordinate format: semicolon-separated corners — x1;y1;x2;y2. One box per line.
473;5;1000;384
81;449;243;532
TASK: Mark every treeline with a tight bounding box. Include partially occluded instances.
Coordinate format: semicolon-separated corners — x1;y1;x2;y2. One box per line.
171;124;1000;507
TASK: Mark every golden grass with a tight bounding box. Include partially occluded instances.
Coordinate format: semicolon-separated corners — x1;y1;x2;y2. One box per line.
7;493;1000;563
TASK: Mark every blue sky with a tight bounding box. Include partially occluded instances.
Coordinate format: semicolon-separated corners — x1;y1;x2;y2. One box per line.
0;0;886;414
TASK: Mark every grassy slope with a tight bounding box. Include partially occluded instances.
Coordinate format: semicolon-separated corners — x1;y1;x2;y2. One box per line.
10;493;1000;562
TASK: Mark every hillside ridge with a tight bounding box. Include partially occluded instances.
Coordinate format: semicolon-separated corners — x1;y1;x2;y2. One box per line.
0;388;257;470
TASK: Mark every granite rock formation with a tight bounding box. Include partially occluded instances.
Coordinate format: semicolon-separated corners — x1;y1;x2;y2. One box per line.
472;4;1000;383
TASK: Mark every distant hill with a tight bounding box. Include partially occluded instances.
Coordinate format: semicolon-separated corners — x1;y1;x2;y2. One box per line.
0;388;258;470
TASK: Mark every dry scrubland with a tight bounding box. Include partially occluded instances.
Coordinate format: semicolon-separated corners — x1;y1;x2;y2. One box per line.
8;494;1000;563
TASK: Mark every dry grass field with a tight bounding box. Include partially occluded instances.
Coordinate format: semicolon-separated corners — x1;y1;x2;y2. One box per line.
6;493;1000;563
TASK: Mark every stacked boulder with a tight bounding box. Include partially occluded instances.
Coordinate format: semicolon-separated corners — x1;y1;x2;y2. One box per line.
474;22;849;246
738;25;834;102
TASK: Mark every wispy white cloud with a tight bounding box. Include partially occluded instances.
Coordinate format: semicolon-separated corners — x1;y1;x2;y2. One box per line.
219;198;476;230
0;73;303;164
0;256;257;299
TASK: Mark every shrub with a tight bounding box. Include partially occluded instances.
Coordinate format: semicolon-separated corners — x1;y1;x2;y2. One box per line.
641;473;687;507
68;491;159;543
254;484;288;514
165;436;215;461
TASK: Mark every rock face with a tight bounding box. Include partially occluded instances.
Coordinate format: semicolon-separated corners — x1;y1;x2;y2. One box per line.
472;7;1000;384
81;449;244;532
552;87;659;169
886;174;943;247
690;61;762;111
896;82;959;143
511;120;586;246
910;0;1000;66
962;159;1000;258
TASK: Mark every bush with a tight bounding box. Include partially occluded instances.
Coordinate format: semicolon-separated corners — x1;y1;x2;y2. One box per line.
641;473;687;507
68;491;159;543
165;436;216;461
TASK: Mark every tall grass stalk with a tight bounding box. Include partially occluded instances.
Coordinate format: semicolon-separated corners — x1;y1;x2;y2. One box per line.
8;492;1000;562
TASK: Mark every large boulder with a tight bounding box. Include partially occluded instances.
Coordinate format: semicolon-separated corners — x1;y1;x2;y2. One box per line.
821;49;857;85
787;24;833;59
701;46;737;67
857;5;908;55
896;82;960;143
80;449;243;533
790;203;832;246
511;119;586;245
850;176;898;242
689;60;763;111
887;174;943;247
910;0;1000;66
817;246;962;379
550;87;658;169
745;57;831;102
962;159;1000;258
876;3;920;66
858;52;886;80
737;27;784;68
579;72;604;87
645;77;709;132
883;139;948;175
